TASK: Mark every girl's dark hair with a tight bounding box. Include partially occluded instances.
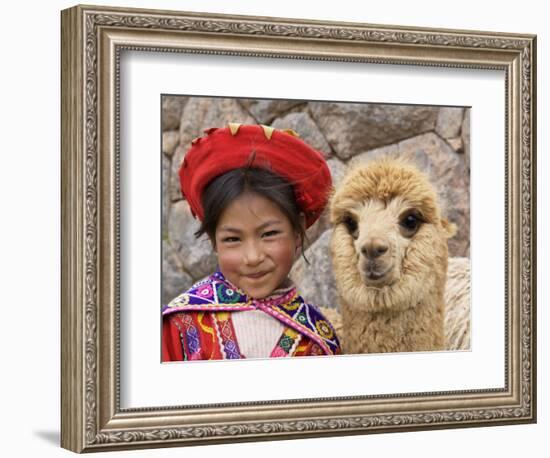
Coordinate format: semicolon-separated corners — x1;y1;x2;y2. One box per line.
195;166;309;261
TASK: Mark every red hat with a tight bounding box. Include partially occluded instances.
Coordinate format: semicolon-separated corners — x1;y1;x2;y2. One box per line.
179;123;331;228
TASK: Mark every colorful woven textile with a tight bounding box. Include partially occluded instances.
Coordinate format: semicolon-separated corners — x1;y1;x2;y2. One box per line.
162;270;341;361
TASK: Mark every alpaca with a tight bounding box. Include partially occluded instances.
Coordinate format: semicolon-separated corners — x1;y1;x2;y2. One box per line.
444;256;470;350
329;159;456;354
318;256;471;352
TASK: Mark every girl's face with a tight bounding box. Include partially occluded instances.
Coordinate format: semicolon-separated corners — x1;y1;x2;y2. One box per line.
213;192;301;299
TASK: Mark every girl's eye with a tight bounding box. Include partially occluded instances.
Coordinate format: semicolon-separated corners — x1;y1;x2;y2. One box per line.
262;230;279;238
222;236;240;243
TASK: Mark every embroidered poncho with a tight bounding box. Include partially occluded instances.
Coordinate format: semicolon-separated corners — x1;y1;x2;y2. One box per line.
162;270;341;361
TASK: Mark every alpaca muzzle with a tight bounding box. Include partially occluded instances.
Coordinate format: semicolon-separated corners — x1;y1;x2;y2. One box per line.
359;258;395;286
360;237;389;259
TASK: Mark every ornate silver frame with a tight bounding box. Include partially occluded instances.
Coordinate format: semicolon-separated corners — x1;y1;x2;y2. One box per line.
61;4;536;453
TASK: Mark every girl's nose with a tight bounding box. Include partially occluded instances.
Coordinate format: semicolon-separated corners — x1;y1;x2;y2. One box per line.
243;241;265;265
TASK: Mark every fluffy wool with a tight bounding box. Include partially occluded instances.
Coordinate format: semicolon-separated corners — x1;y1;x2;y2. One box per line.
444;257;471;350
329;159;456;354
317;257;471;352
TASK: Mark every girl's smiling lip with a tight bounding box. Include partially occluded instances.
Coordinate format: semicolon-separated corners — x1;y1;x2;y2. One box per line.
244;271;270;279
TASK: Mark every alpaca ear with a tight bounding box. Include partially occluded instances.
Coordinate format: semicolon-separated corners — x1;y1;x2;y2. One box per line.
441;219;457;238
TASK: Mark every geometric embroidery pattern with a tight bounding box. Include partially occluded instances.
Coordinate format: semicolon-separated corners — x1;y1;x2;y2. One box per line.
309;343;324;356
163;269;341;356
215;283;240;304
180;313;202;359
214;313;242;359
270;328;301;358
315;319;334;340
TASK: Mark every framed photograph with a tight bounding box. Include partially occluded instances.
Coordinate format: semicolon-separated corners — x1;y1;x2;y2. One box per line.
160;95;471;362
61;4;536;453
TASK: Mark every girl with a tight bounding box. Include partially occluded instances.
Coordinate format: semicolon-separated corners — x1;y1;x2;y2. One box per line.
162;123;341;361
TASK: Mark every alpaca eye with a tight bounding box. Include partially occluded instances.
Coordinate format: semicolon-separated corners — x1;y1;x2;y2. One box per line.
342;215;358;238
399;211;423;237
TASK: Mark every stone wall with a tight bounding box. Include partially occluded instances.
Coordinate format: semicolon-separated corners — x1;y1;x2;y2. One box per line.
161;96;470;308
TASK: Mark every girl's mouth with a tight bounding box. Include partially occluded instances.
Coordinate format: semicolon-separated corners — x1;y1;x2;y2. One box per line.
245;271;269;279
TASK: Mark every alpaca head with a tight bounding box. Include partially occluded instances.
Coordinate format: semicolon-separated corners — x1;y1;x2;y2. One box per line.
330;159;456;312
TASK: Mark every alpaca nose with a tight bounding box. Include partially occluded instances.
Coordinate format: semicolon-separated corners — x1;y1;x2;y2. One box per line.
361;238;389;259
